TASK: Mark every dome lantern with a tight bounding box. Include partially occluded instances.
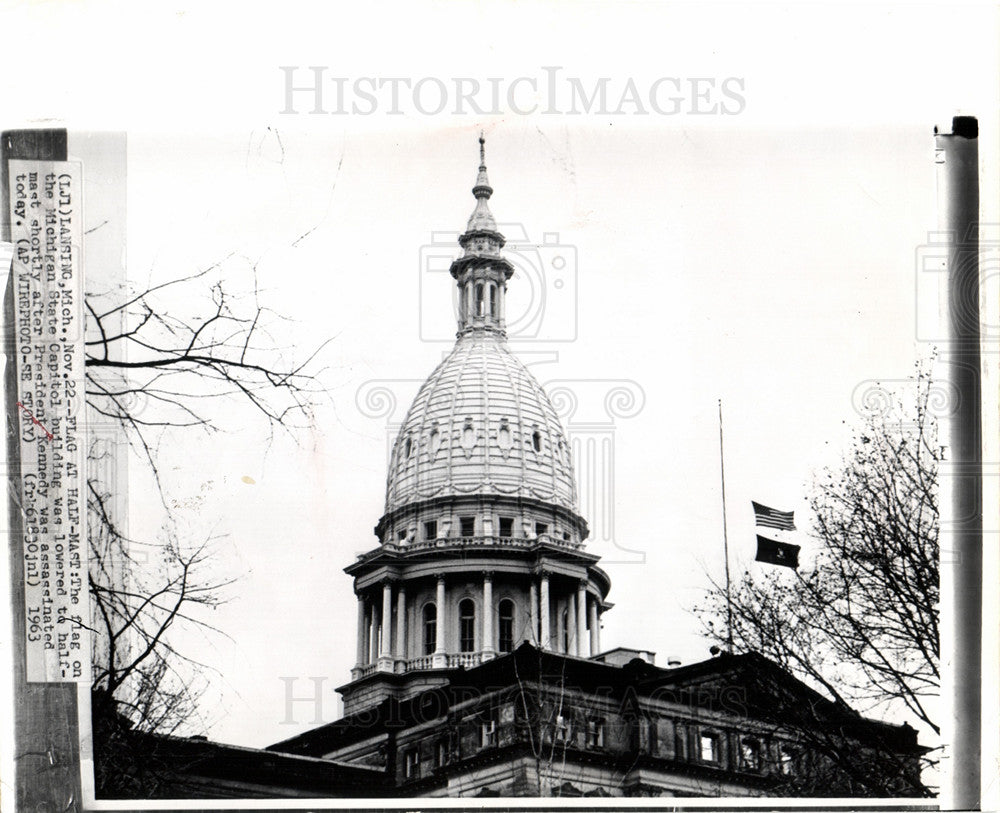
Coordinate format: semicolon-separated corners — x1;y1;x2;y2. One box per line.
451;135;515;337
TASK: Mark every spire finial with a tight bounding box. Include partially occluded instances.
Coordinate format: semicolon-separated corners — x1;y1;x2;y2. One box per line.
472;133;493;202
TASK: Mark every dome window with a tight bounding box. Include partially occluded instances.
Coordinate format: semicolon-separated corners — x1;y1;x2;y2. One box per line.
532;429;543;452
498;599;515;653
461;418;476;455
404;436;412;457
497;418;512;452
423;604;437;656
476;283;485;317
429;424;442;456
460;516;475;537
459;599;476;652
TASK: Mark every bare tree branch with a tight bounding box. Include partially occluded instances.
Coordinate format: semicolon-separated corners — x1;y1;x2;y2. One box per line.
695;362;940;795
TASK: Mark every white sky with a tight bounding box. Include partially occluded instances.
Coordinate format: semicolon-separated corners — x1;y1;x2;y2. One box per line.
2;0;998;764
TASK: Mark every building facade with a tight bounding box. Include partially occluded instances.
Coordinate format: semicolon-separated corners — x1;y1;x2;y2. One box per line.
264;141;925;798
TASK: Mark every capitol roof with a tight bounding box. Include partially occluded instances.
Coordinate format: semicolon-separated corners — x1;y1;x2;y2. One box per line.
384;331;577;513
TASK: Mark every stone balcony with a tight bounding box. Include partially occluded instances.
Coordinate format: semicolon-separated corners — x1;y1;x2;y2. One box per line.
355;534;582;563
351;650;499;680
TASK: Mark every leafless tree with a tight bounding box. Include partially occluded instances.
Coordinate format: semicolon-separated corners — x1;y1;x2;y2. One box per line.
696;364;940;796
84;257;331;794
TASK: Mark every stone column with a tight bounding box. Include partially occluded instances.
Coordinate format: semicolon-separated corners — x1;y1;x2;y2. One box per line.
380;581;393;659
363;602;372;664
395;584;407;661
539;572;551;650
529;580;539;645
556;598;566;653
433;575;447;667
589;595;600;655
576;582;588;657
355;595;366;667
369;602;380;665
482;572;495;659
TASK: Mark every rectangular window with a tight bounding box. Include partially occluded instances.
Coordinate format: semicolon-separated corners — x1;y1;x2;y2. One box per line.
397;529;407;541
646;718;658;753
700;732;720;763
404;748;420;779
423;615;436;656
498;613;514;653
460;614;475;652
498;516;513;537
554;713;570;742
779;744;798;775
586;719;605;748
435;740;448;767
480;719;497;748
739;737;761;771
675;724;688;760
535;522;548;537
424;520;437;540
460;516;475;537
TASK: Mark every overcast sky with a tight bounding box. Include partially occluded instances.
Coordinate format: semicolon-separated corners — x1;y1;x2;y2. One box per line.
3;1;998;755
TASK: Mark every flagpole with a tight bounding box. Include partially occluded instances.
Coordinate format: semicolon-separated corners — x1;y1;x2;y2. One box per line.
718;399;734;653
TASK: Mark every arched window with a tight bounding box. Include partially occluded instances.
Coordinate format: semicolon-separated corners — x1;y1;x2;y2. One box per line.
498;599;515;653
489;283;497;317
461;418;476;453
404;435;412;457
497;417;513;454
423;604;437;656
532;429;542;452
561;607;570;652
476;283;485;317
459;598;476;652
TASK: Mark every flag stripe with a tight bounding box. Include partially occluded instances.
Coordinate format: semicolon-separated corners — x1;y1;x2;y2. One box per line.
752;500;796;531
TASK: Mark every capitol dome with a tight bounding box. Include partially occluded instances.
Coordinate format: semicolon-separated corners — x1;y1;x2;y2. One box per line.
343;139;607;716
384;331;576;513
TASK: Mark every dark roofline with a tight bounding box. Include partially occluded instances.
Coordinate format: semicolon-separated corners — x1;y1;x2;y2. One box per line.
123;729;390;797
268;643;923;757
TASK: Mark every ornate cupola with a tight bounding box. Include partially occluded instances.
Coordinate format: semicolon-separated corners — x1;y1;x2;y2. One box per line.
451;136;515;337
339;138;612;716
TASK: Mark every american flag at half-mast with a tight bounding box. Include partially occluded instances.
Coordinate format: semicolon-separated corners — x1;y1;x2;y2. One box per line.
751;500;796;532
